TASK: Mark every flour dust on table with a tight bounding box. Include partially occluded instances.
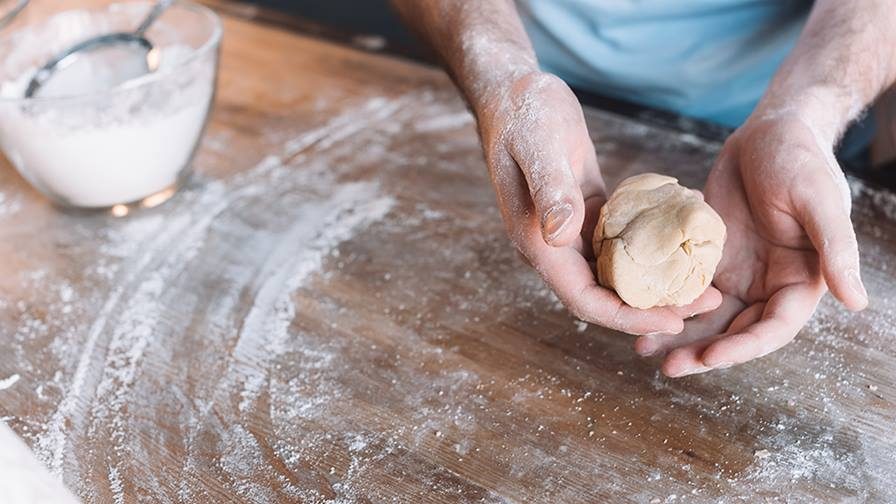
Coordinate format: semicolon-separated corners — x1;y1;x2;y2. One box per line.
1;13;893;501
1;94;422;500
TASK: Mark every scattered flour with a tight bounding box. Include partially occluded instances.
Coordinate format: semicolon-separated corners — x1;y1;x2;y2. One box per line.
850;176;896;221
413;111;475;133
22;95;405;501
107;465;124;504
0;190;22;217
0;373;20;390
231;182;394;414
3;81;894;503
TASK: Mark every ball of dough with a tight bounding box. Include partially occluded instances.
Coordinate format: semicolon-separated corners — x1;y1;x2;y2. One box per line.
594;173;726;309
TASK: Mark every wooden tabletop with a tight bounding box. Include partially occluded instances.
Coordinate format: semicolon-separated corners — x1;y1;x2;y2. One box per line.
1;3;894;503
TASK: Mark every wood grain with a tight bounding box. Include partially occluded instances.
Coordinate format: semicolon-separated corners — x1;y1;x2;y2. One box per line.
0;2;894;503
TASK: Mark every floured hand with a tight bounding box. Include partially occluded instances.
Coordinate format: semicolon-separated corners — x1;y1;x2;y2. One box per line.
478;71;722;335
635;115;868;376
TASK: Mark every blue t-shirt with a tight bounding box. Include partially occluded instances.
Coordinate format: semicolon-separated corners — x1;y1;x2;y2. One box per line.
517;0;812;127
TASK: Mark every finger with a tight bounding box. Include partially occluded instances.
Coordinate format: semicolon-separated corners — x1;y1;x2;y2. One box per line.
667;287;723;319
569;235;586;256
640;294;750;361
796;184;868;311
527;243;685;335
699;281;825;369
634;288;725;357
579;193;605;260
660;301;764;377
635;293;741;356
507;135;585;248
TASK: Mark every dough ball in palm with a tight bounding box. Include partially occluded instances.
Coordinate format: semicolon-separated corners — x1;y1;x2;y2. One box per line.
594;173;726;309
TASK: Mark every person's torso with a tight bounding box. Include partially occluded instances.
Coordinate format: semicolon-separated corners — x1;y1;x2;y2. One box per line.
517;0;812;126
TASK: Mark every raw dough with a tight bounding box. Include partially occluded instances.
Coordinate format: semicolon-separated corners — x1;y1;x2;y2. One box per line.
594;173;726;309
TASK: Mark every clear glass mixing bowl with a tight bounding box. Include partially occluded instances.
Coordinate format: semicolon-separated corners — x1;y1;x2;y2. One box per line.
0;0;221;209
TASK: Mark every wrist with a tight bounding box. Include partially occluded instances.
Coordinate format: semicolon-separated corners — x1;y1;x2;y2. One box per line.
750;85;860;146
463;59;540;118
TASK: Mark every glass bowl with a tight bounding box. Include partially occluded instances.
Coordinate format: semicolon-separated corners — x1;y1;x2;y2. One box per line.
0;0;221;209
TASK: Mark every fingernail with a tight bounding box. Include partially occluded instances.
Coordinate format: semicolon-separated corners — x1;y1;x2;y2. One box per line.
637;336;658;356
638;331;674;356
848;269;868;303
542;203;573;242
711;361;735;369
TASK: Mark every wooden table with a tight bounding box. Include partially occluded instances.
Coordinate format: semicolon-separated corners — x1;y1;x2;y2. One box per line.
1;3;894;503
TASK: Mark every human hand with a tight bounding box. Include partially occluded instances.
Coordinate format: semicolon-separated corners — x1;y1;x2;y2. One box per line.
635;114;869;376
476;71;721;335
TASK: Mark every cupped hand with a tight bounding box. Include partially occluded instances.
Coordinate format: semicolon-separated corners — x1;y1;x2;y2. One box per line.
476;71;721;335
635;115;869;376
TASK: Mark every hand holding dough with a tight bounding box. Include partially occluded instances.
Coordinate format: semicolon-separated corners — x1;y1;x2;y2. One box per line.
594;173;726;309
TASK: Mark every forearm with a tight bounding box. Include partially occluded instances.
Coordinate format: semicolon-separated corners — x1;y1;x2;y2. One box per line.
755;0;896;142
390;0;539;113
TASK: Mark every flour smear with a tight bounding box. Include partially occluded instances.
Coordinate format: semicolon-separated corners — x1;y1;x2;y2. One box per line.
20;95;406;503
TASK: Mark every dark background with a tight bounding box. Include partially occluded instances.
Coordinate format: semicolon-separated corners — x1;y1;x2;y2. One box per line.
252;0;418;50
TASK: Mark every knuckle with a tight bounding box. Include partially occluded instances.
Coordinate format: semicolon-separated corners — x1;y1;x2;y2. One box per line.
563;285;612;327
510;71;565;98
608;303;626;328
530;180;564;208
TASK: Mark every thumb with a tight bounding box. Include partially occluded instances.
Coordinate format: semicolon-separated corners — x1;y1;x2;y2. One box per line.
797;183;868;311
507;137;586;247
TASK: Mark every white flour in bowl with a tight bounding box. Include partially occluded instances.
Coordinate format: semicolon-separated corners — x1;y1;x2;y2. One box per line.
0;45;215;208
